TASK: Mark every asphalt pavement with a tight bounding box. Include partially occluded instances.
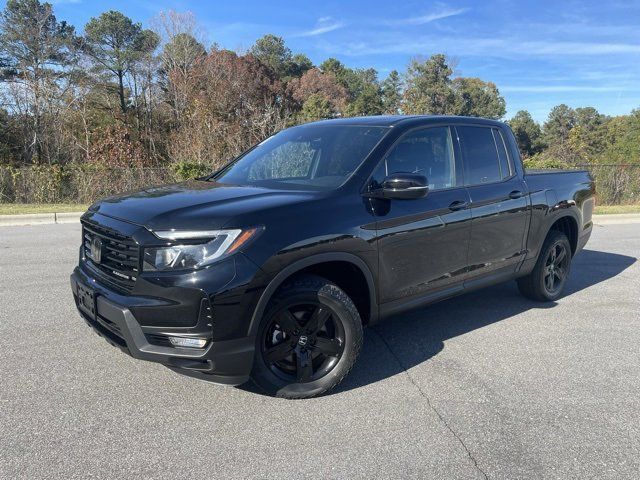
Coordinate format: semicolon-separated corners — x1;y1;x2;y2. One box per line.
1;221;639;479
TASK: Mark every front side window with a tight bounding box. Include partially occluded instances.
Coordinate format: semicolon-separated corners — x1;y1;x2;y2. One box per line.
372;127;456;190
457;126;503;185
213;125;388;190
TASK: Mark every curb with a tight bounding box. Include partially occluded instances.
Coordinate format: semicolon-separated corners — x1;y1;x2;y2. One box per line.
0;211;83;227
592;213;640;225
55;212;84;224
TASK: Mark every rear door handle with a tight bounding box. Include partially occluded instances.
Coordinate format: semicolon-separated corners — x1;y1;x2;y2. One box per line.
509;190;524;199
448;200;468;211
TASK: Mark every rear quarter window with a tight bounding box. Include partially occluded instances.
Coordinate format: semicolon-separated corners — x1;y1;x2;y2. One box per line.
493;129;512;179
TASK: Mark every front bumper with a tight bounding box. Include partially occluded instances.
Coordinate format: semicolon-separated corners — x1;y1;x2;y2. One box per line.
70;268;255;386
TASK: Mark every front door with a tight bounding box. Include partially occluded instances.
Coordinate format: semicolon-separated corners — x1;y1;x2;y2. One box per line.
370;126;472;304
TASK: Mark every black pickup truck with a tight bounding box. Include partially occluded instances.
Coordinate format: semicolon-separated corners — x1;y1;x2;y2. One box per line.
71;116;595;398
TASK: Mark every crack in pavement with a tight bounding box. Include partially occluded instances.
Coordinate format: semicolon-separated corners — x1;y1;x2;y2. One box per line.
371;327;490;480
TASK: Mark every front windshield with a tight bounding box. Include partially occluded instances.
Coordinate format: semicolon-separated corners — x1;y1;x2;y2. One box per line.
211;124;389;190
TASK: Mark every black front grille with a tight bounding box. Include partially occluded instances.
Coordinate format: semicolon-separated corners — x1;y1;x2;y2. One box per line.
82;220;139;292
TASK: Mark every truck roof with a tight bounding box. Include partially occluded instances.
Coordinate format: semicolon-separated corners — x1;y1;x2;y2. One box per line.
306;115;507;128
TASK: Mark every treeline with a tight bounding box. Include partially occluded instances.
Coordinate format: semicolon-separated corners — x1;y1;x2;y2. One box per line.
0;0;638;200
509;106;640;169
509;106;640;204
0;0;508;170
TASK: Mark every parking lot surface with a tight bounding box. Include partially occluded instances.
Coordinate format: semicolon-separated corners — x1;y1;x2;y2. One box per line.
1;221;639;479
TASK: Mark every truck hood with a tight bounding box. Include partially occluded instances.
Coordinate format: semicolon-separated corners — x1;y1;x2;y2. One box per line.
89;180;319;230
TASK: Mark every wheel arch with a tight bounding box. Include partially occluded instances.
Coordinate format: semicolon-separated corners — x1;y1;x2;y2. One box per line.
247;253;378;336
547;212;579;255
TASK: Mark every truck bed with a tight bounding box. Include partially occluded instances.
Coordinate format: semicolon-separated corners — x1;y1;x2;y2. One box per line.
525;168;589;175
524;169;593;193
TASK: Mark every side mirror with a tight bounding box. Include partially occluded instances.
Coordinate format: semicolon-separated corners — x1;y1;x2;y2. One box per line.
374;173;429;199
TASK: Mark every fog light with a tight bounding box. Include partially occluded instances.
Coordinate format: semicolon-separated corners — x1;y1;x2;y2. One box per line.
168;336;207;348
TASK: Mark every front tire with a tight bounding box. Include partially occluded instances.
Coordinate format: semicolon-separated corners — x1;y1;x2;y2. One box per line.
251;274;363;399
517;230;572;301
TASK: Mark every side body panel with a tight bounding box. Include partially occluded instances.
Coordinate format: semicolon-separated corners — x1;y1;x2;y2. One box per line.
236;191;380;335
522;170;595;262
465;179;529;278
373;189;472;303
365;123;472;315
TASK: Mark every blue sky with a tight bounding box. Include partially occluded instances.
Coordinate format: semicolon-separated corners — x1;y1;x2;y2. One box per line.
13;0;640;121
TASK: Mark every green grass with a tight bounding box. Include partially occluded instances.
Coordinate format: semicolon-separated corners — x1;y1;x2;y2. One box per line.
594;204;640;215
0;202;638;216
0;203;88;215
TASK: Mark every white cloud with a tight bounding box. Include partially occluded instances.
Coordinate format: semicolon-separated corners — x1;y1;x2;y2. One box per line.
501;85;638;93
295;17;345;37
387;7;469;26
331;36;640;57
514;41;640;55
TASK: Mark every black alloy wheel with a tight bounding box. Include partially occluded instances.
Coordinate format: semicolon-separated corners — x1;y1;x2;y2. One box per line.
251;274;363;399
517;230;573;302
261;303;345;383
542;242;570;296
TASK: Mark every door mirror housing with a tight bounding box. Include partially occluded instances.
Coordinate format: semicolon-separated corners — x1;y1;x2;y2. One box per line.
369;173;429;199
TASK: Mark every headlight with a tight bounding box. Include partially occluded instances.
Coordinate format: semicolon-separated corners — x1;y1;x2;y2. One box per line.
143;228;260;271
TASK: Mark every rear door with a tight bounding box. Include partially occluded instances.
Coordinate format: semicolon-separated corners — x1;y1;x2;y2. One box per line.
372;126;472;304
455;125;529;281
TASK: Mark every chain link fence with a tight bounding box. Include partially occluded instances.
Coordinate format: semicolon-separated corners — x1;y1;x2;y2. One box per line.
575;164;640;205
1;164;639;205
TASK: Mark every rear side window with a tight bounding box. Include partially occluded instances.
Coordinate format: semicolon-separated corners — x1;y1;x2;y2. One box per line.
457;126;502;185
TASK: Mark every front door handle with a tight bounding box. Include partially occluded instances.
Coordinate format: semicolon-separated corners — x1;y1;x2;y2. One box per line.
509;190;524;199
449;200;468;211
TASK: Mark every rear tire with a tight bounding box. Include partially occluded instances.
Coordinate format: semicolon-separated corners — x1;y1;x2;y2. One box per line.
517;230;572;301
251;274;363;399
